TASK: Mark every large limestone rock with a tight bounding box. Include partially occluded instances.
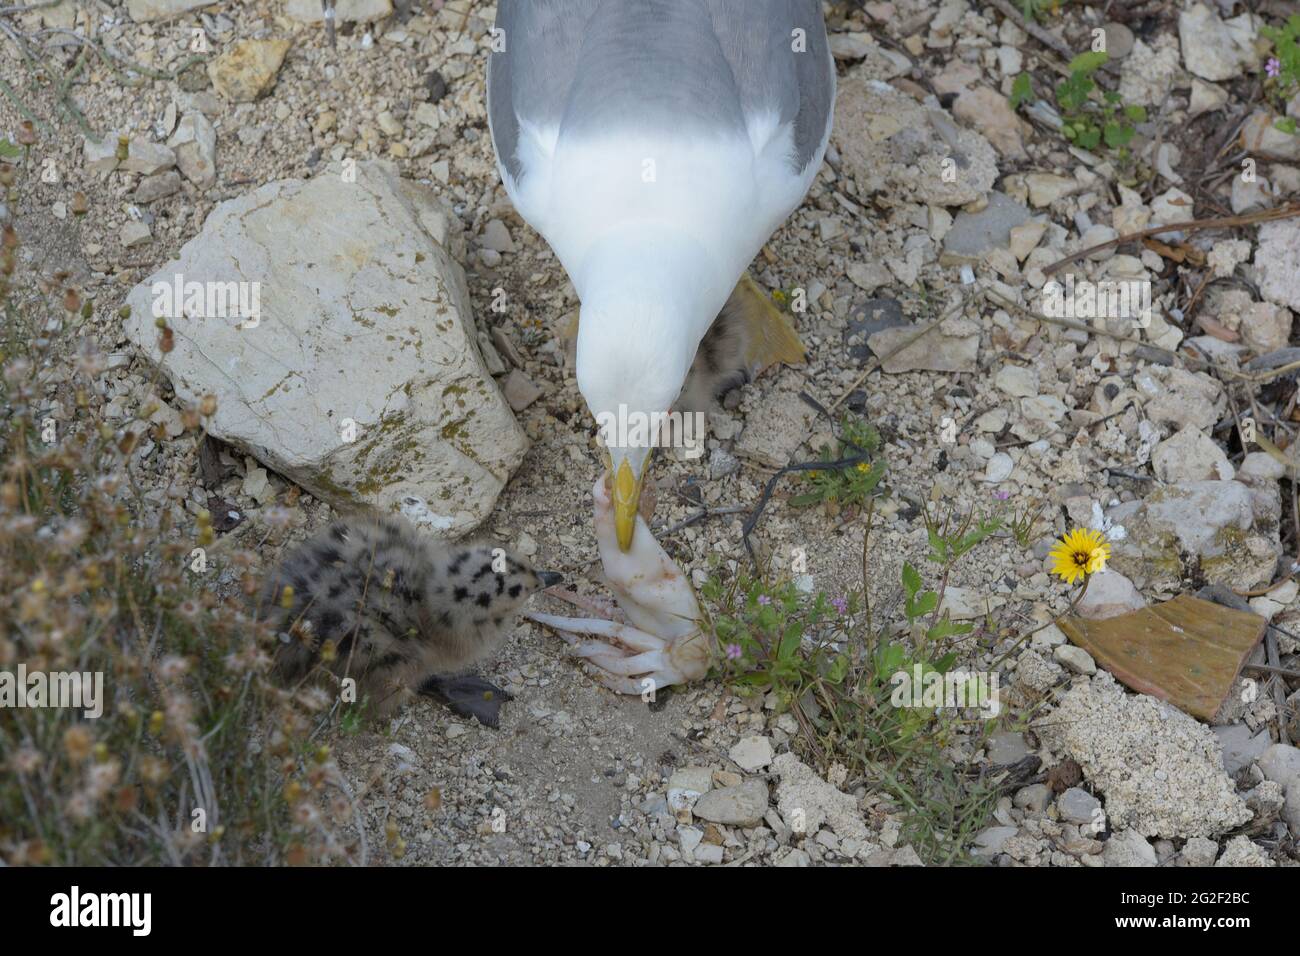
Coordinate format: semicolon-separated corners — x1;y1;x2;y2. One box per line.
1177;4;1260;83
1134;365;1226;432
124;161;526;538
1255;219;1300;312
1038;672;1250;839
208;38;292;103
1106;481;1279;592
833;70;997;208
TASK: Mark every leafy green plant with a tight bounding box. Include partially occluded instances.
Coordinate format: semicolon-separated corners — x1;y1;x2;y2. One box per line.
1263;15;1300;135
1006;497;1048;549
1019;0;1060;22
792;416;885;514
1010;73;1034;111
706;577;848;697
922;502;1002;566
703;498;1010;864
770;286;806;314
1013;52;1146;154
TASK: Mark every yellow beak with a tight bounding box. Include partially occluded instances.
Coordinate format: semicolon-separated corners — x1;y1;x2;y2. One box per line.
611;456;645;552
613;457;644;554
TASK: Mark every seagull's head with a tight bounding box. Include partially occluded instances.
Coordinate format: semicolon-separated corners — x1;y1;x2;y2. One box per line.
576;298;696;553
571;225;725;551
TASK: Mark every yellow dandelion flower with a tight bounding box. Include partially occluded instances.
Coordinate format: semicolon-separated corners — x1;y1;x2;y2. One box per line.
1049;528;1109;585
856;462;870;472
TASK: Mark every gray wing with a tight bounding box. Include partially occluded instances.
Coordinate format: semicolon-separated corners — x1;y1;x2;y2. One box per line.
488;0;833;184
705;0;834;170
488;0;601;184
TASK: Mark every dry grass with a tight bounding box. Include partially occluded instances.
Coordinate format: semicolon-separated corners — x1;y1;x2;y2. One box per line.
0;150;365;865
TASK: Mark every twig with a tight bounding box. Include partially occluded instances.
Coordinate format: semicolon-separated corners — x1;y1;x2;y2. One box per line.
654;504;748;538
986;0;1072;58
1043;203;1300;277
460;0;478;32
1105;468;1153;482
1242;662;1300;680
739;444;875;568
1182;269;1214;327
1265;629;1292;746
0;0;63;14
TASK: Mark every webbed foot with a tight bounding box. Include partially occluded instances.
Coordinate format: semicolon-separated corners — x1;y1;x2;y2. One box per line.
418;673;513;728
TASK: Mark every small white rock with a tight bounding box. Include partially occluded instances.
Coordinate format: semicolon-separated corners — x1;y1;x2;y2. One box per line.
1054;644;1097;676
729;735;775;772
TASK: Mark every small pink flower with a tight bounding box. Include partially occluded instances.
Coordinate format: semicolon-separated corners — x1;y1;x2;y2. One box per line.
1267;57;1281;78
757;594;772;606
725;643;742;660
992;489;1011;501
831;596;848;615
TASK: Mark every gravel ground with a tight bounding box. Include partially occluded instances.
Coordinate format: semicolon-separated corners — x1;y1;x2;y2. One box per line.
4;0;1299;866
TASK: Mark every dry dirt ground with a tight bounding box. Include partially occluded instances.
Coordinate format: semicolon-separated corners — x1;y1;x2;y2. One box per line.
4;0;1299;866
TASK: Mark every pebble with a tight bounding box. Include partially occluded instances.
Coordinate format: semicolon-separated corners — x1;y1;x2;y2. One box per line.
708;447;740;480
986;732;1029;766
120;137;176;175
1284;779;1300;835
1013;784;1051;813
983;453;1014;483
481;219;516;254
120;221;152;247
502;369;543;412
972;825;1017;856
1075;569;1146;621
1025;173;1078;207
1101;22;1135;59
694;844;724;864
994;364;1037;398
691;780;769;828
134;170;183;203
1057;787;1101;826
729;735;774;772
1257;744;1300;788
1104;829;1157;867
669;767;714;794
1053;645;1097;676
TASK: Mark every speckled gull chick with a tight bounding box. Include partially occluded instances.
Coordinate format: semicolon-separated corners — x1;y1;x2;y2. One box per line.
488;0;835;552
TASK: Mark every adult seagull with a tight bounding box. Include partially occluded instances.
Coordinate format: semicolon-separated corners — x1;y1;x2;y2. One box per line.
487;0;834;551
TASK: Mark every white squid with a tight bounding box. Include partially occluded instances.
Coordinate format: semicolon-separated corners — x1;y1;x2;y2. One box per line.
525;477;712;695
